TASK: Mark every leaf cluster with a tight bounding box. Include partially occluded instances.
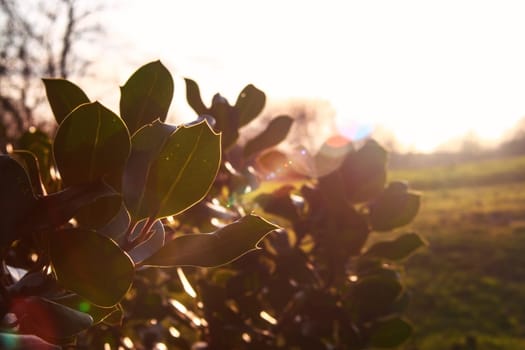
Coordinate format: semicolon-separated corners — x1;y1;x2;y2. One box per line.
0;61;278;348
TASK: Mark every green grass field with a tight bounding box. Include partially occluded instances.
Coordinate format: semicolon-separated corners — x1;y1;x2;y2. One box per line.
388;155;525;350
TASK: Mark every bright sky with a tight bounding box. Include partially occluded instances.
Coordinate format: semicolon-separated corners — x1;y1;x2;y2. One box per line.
95;0;525;153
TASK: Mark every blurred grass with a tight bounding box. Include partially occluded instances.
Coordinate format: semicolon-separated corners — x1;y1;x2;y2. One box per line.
390;155;525;350
388;154;525;190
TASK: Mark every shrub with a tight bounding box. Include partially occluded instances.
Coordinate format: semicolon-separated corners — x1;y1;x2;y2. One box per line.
0;61;277;349
0;60;424;349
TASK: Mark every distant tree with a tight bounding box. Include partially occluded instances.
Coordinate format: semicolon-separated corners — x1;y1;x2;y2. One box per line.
499;116;525;156
0;0;104;150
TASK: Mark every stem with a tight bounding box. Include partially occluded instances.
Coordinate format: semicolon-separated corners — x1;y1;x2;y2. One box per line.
122;220;138;251
125;216;156;251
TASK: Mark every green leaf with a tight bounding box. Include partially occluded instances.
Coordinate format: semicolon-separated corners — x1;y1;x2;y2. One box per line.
11;150;45;196
351;275;402;321
98;204;131;245
369;317;413;348
243;115;293;159
124;120;221;221
7;270;58;297
53;101;130;187
255;185;300;222
209;94;240;150
43;78;90;125
19;181;119;236
120;60;174;134
74;192;122;230
101;304;124;326
10;296;93;340
123;120;177;221
340;139;387;203
49;229;135;307
235;84;266;127
54;294;121;325
18;128;54;189
369;183;421;231
142;214;278;267
365;233;426;260
0;333;60;350
184;78;208;116
0;155;36;247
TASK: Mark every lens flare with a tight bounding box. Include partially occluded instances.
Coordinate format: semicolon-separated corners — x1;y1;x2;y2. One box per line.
336;120;374;142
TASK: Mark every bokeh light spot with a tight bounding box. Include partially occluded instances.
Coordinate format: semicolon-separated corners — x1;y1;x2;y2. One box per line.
79;301;90;313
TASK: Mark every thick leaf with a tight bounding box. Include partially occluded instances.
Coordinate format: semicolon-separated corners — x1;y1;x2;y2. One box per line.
53;102;130;187
255;185;300;222
142;214;278;267
123;120;177;220
10;296;93;340
124;120;221;221
74;192;122;230
120;60;174;134
43;78;90;125
0;155;36;247
351;275;402;321
98;204;131;245
209;94;240;150
184;78;208;116
11;150;45;196
101;304;124;326
235;84;266;127
243;115;293;159
340;139;387;203
18;129;54;189
365;233;426;260
49;229;134;307
0;333;60;350
128;220;165;263
7;270;59;298
369;317;413;348
369;183;421;231
19;181;119;236
54;294;121;325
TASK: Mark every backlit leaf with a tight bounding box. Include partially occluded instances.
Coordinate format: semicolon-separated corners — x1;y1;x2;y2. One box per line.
235;84;265;127
49;229;134;307
11;150;45;196
54;294;121;325
351;275;402;321
124;120;221;221
340;139;387;203
369;183;421;231
19;181;119;236
53;102;130;187
365;233;426;260
120;60;174;134
142;214;278;267
209;94;239;150
369;317;413;348
184;78;208;116
10;296;93;340
43;78;90;125
243;115;293;159
0;155;36;247
74;191;122;229
18;129;53;189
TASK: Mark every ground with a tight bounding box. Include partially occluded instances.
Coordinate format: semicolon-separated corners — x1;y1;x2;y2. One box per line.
389;155;525;350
